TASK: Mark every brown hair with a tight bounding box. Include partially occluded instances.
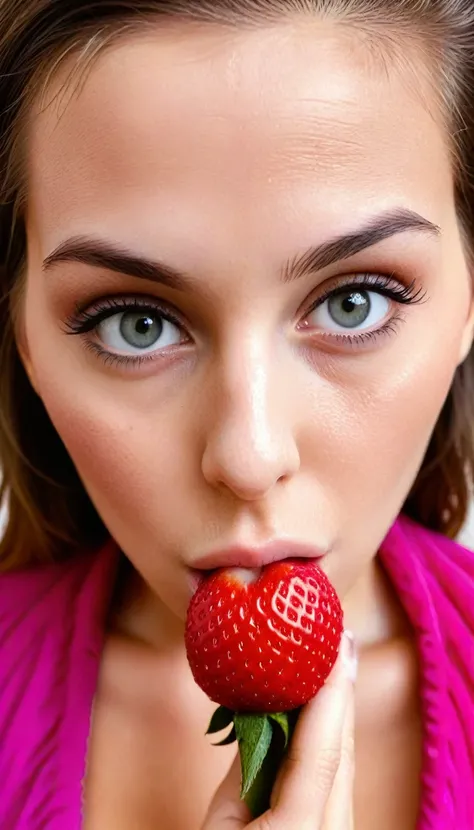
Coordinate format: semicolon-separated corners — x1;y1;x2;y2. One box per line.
0;0;473;570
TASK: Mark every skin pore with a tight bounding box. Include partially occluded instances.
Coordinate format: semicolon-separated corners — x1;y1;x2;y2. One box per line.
19;16;474;830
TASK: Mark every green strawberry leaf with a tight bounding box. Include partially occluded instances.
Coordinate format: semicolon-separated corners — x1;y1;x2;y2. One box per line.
214;725;237;746
268;712;289;747
206;706;234;735
234;713;273;798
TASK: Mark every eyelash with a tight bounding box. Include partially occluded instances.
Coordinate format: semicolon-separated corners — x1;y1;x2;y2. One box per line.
306;273;425;314
65;295;184;334
64;274;426;367
302;273;425;345
64;296;187;368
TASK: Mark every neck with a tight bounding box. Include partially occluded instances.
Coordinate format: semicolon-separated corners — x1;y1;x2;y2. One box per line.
342;556;412;648
108;556;185;652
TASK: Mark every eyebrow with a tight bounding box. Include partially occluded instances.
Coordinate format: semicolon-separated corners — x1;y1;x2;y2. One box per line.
42;207;440;290
281;208;440;282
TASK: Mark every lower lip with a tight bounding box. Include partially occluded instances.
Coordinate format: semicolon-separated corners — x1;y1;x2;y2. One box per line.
186;554;327;596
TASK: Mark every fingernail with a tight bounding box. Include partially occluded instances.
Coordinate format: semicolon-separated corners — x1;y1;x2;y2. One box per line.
341;630;358;683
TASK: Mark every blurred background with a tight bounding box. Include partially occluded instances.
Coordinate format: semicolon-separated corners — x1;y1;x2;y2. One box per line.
459;502;474;548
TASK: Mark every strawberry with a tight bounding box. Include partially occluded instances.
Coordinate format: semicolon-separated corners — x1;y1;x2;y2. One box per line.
185;559;344;817
185;558;343;711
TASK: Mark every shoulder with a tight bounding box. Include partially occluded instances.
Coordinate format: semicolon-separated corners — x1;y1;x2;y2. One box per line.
396;514;474;608
383;516;474;828
0;541;118;692
387;513;474;589
382;514;474;677
0;542;118;827
386;516;474;696
0;541;118;645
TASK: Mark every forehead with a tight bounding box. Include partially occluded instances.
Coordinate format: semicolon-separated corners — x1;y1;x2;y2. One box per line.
27;21;453;253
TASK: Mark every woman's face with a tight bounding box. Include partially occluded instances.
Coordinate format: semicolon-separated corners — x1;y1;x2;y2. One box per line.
22;21;473;620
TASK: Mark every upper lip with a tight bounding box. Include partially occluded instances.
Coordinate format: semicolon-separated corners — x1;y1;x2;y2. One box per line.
191;540;327;572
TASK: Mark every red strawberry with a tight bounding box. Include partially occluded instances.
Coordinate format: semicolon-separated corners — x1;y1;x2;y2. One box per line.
185;558;343;712
185;559;344;817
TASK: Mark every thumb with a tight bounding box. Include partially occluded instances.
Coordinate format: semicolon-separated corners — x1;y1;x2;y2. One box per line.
201;751;251;830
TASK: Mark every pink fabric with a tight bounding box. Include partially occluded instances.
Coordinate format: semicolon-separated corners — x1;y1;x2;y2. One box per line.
0;542;117;828
0;516;473;828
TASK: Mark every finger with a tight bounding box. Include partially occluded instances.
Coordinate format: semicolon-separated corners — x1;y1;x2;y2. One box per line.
322;660;356;830
201;751;250;830
270;631;357;829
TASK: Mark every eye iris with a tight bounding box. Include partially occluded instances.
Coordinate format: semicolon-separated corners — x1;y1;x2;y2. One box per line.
120;311;162;348
328;290;370;328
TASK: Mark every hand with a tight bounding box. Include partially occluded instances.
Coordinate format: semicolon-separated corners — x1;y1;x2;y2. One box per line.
202;631;356;830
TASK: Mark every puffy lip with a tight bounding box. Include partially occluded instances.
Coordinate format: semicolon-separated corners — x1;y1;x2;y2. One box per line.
190;540;327;573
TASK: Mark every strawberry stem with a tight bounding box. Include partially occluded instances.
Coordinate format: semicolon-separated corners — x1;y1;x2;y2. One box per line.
207;706;300;819
242;716;289;817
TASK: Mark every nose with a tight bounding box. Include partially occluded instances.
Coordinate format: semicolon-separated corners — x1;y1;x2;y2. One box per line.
201;340;300;501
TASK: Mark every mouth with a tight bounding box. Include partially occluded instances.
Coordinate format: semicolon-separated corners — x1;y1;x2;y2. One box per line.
188;540;328;586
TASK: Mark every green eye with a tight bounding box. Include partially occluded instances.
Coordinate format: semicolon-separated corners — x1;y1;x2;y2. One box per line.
327;290;371;328
119;312;163;348
307;289;390;332
97;311;181;354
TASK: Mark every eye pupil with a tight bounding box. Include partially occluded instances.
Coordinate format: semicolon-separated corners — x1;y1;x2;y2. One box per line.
342;294;363;313
135;316;153;335
120;311;163;348
329;290;370;328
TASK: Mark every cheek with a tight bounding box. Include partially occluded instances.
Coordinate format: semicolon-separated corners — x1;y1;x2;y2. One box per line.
40;386;191;531
300;328;462;593
317;333;460;513
23;328;192;558
22;280;194;538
